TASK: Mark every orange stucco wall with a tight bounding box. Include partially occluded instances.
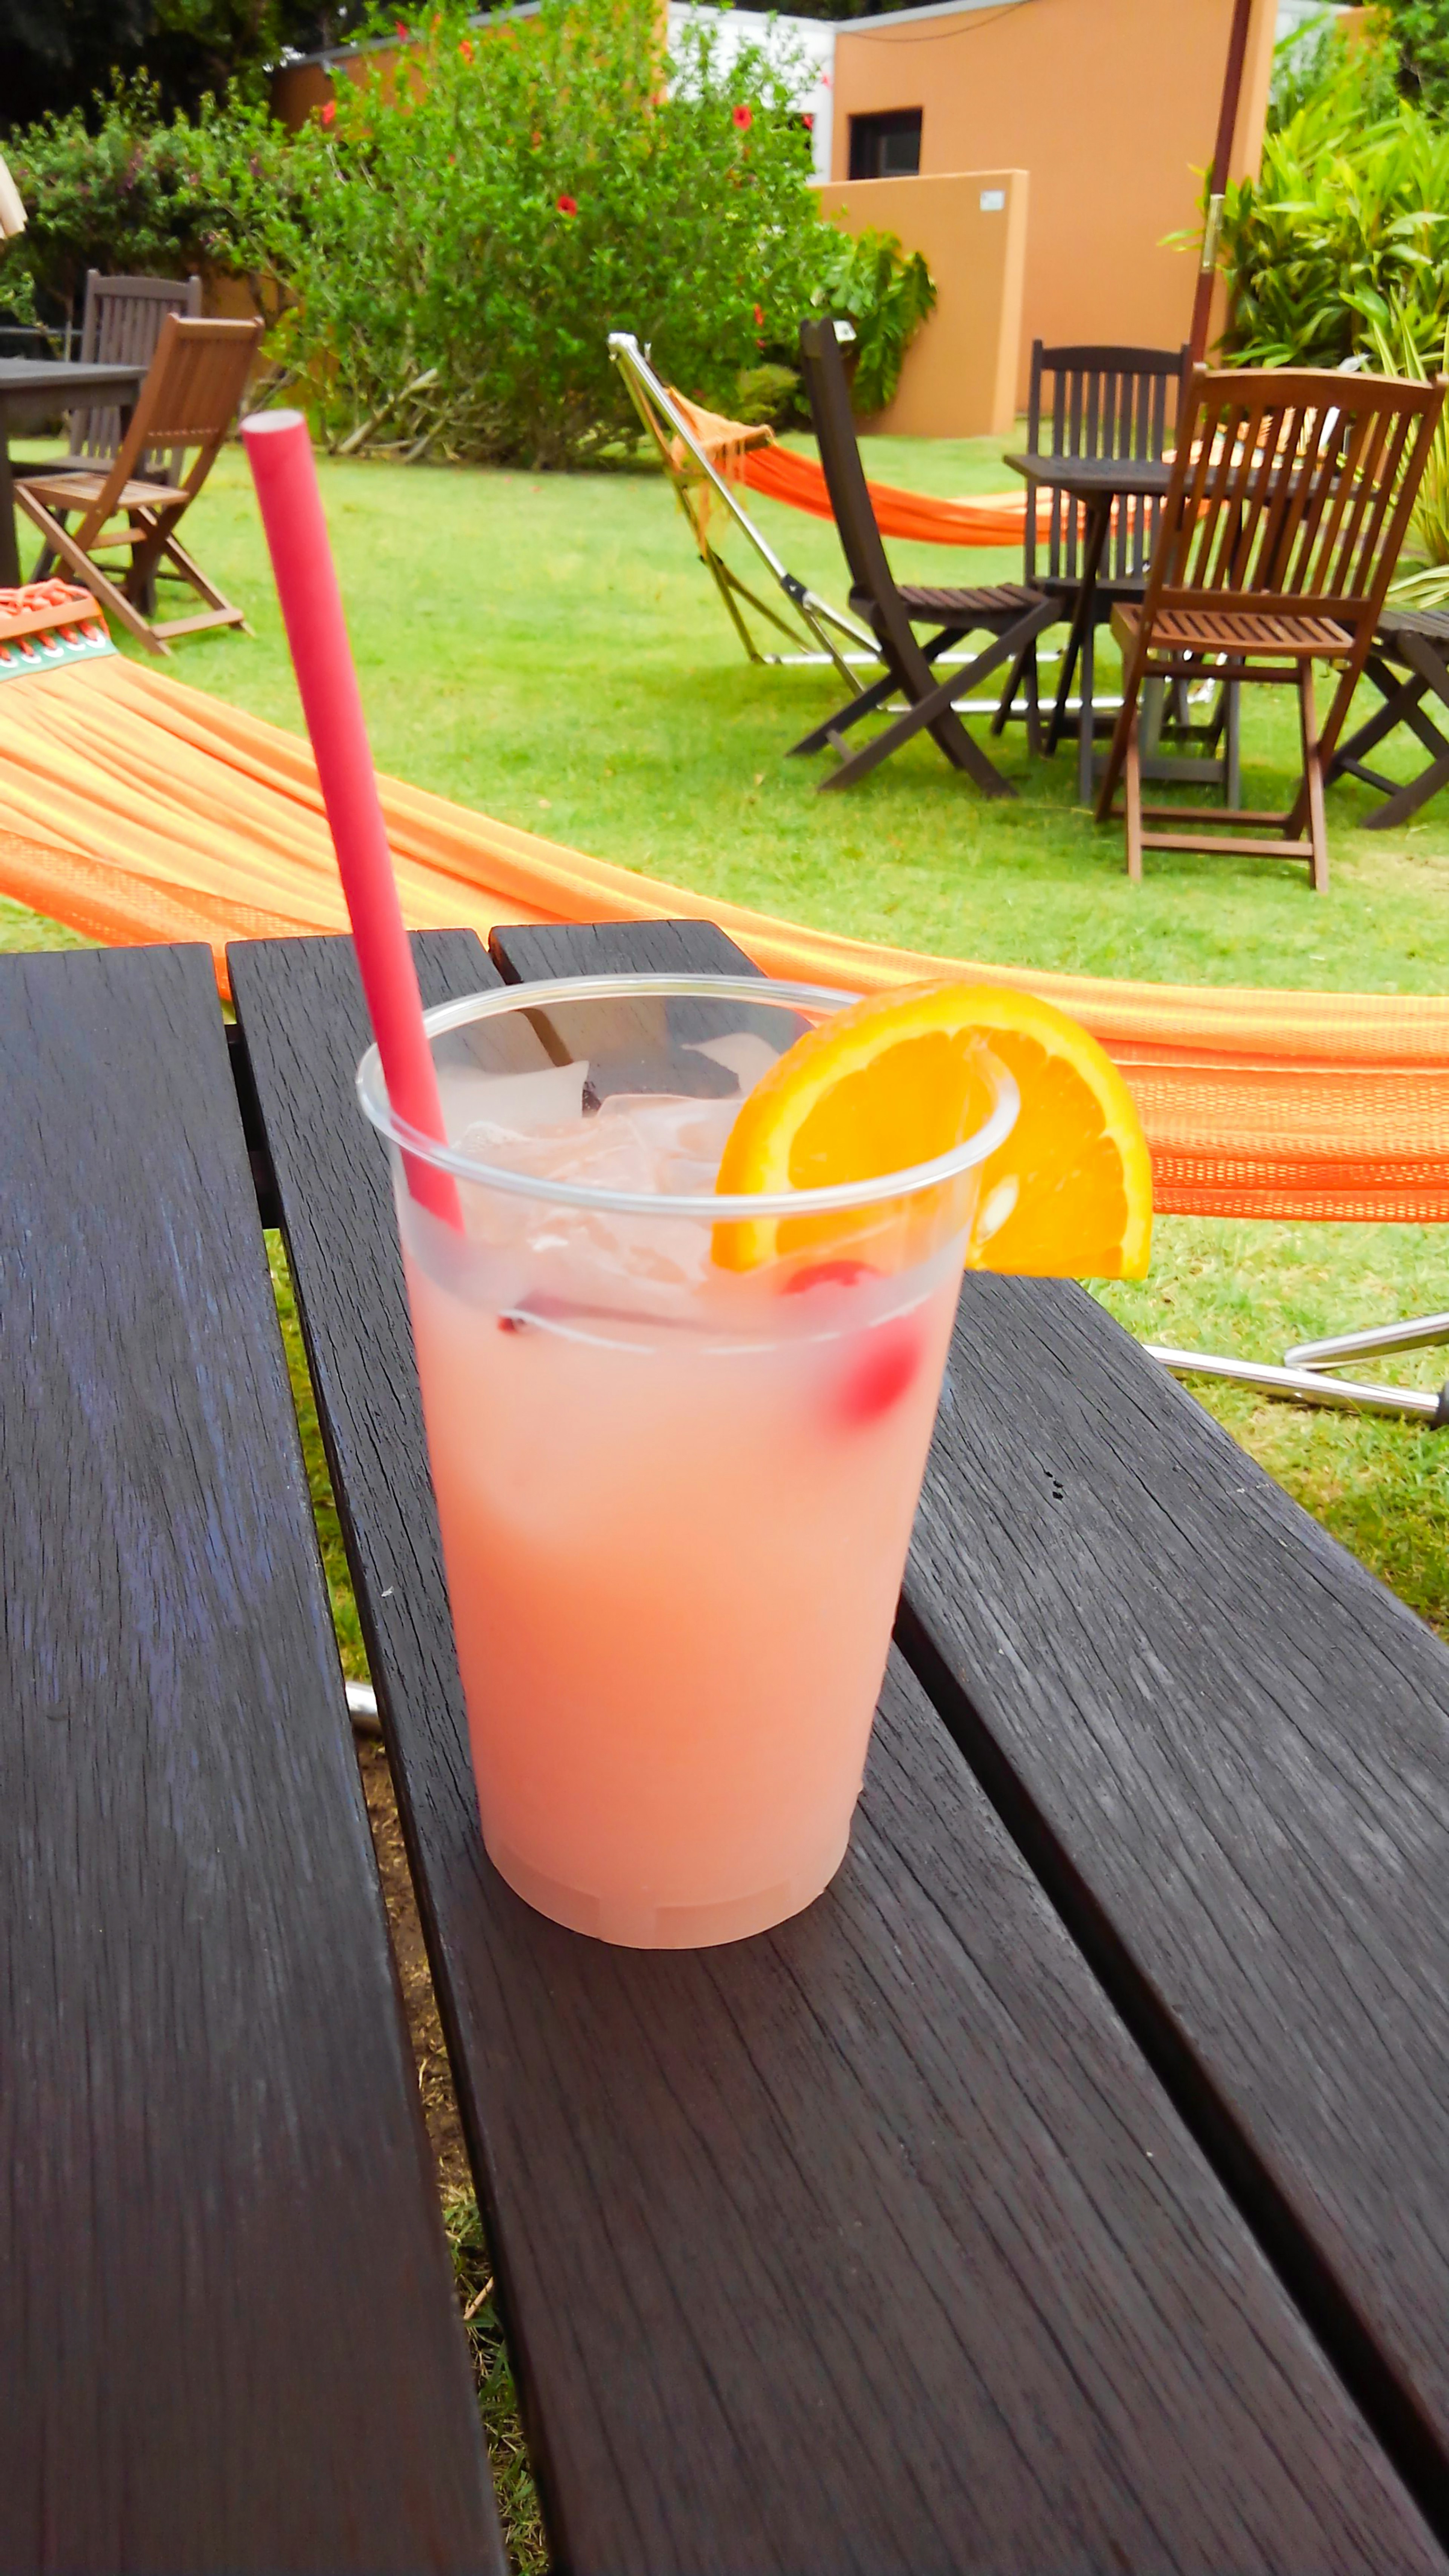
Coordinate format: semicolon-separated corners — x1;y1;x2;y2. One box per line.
830;0;1278;400
818;171;1027;435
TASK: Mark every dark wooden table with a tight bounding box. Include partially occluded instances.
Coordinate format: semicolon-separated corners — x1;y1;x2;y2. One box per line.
6;912;1449;2570
0;356;144;586
1005;452;1174;802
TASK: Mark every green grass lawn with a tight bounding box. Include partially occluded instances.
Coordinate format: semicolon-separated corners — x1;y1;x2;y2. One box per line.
4;434;1447;1636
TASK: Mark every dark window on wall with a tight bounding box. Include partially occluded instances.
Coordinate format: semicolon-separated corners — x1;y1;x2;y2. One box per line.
847;109;922;181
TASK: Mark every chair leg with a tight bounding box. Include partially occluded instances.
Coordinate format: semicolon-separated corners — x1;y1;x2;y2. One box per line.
12;491;168;655
789;666;898;757
789;627;961;757
155;529;242;618
1225;681;1242;811
1124;707;1143;883
1024;643;1043;759
821;672;1008;795
1297;665;1329;894
1076;620;1096;806
1094;661;1143;823
991;639;1028;738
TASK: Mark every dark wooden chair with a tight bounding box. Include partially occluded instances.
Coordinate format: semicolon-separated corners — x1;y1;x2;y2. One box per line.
1327;600;1449;826
1095;365;1446;890
16;314;263;654
996;339;1191;778
788;315;1055;794
74;271;203;472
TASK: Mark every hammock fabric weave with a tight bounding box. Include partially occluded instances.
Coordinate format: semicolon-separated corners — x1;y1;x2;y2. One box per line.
0;597;1446;1223
666;391;1043;550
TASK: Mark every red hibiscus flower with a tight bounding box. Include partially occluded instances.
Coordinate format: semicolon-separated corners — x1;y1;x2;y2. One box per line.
753;303;763;325
459;35;473;59
395;19;409;35
732;105;752;129
320;98;337;126
557;193;577;216
802;111;814;128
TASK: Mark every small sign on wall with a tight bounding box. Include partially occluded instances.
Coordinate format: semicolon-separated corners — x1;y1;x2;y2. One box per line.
979;188;1006;212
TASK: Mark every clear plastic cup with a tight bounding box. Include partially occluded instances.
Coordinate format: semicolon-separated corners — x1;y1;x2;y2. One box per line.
358;974;1015;1948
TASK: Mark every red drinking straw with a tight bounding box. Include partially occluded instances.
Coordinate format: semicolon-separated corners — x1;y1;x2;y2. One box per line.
241;409;461;1229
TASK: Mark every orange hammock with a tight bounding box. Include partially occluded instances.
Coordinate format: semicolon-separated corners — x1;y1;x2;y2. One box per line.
740;442;1037;549
666;390;1041;550
1;630;1447;1223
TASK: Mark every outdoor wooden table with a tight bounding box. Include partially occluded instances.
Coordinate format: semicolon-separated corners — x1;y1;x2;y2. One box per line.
6;911;1449;2571
0;357;145;587
1004;451;1174;802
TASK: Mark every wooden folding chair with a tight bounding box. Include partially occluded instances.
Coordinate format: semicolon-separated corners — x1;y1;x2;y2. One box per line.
789;316;1055;795
15;314;263;655
1095;366;1445;890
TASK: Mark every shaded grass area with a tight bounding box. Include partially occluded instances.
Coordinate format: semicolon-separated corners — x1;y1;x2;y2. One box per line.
446;2194;549;2576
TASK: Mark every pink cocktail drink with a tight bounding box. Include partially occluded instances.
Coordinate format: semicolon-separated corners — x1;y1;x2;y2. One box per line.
360;975;1014;1949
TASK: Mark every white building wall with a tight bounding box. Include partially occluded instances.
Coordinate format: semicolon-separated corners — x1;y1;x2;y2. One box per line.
667;5;837;180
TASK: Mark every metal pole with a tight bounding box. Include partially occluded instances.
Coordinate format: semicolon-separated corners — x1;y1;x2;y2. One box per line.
1189;0;1256;366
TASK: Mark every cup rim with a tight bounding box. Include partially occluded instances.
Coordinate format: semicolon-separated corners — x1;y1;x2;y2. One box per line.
357;973;1019;1220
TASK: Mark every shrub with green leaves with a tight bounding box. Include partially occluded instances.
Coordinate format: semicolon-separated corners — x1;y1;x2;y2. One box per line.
0;77;300;321
1386;0;1449;117
0;0;938;465
1217;27;1449;368
273;0;921;465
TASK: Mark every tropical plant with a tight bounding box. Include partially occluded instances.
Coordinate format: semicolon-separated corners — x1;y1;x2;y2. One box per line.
1366;309;1449;604
0;0;351;131
1385;0;1449;116
809;226;935;417
1216;34;1449;368
1268;7;1401;128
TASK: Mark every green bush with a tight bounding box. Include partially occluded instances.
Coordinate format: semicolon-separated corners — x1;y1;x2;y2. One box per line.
268;0;832;464
0;76;299;322
0;0;938;464
1217;28;1449;367
1386;0;1449;116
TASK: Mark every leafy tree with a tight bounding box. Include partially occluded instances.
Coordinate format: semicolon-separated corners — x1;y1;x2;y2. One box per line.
1386;0;1449;114
0;0;359;130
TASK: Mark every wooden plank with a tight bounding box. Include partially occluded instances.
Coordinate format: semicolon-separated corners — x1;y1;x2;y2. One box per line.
0;944;503;2576
901;1271;1449;2538
231;917;1443;2574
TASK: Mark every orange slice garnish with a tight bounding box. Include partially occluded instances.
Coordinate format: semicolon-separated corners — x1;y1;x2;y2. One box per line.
713;981;1151;1279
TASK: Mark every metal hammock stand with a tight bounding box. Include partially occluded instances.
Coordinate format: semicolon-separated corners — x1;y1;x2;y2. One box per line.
610;334;1096;723
1151;1315;1449;1426
609;332;881;688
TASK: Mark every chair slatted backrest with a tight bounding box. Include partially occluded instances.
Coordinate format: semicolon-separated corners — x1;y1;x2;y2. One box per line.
1143;366;1446;641
1024;340;1189;591
72;271;203;473
73;315;263;547
797;315;937;692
